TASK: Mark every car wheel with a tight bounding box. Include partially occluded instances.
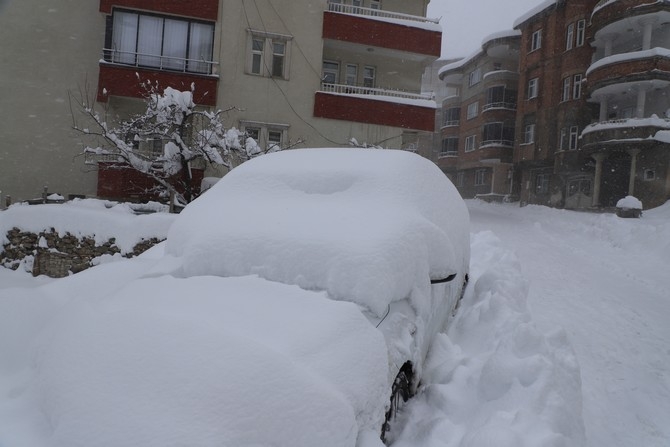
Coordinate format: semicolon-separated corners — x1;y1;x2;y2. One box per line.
381;362;413;443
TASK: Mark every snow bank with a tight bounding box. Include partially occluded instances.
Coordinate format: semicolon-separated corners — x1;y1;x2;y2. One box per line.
32;275;388;447
389;231;585;446
167;148;470;317
0;199;175;254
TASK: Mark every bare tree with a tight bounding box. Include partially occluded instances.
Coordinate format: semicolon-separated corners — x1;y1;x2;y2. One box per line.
71;78;275;204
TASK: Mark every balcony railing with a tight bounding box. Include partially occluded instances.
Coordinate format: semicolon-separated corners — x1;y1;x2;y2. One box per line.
438;151;459;158
327;1;439;24
593;0;619;13
320;82;434;102
482;102;517;112
481;139;514;148
102;49;218;76
442;120;460;128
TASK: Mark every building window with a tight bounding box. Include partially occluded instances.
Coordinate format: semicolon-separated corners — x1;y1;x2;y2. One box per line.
485;85;517;110
370;0;380;10
475;169;488;186
644;169;655;181
573;74;582;99
251;38;264;75
456;171;465;187
466;101;478;119
363;66;375;88
443;107;460;127
535;173;550;194
530;29;542;52
528;77;538;99
559;128;566;150
440;137;459;157
482;122;515;146
562;77;571;102
108;10;215;74
247;31;292;80
272;42;286;78
576;20;586;47
345;64;358;86
468;68;482;87
566;23;574;50
241;121;289;151
523;123;535;144
322;61;339;84
569;126;579;150
465;135;476;152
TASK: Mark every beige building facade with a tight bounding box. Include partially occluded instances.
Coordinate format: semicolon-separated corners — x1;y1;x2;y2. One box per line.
1;0;441;203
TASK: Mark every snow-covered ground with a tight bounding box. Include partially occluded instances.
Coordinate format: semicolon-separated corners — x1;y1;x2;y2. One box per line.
1;199;669;446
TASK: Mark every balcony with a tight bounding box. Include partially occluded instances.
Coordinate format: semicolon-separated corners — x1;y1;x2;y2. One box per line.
323;3;441;58
592;0;670;31
581;116;670;150
314;83;436;131
97;60;218;106
587;48;670;92
482;102;517;112
99;0;218;21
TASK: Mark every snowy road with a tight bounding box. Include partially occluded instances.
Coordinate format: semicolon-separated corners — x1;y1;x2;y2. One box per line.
466;201;670;447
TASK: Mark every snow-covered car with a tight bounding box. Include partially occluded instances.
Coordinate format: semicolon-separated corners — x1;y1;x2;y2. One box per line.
27;148;469;447
166;148;470;437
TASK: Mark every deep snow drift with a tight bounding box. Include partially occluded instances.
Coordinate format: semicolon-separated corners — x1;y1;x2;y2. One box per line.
1;199;669;447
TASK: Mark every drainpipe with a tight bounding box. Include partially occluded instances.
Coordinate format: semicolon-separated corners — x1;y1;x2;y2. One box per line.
627;148;641;196
640;17;656;50
592;152;607;207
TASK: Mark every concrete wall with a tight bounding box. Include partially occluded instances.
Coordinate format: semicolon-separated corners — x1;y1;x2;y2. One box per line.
0;0;105;204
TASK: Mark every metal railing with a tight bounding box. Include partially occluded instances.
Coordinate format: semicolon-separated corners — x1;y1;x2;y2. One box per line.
442;120;460;127
482;102;517;111
327;1;439;24
438;151;459;158
102;49;218;75
320;82;434;102
480;139;514;148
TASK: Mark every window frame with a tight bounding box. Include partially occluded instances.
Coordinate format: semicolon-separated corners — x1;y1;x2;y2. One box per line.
562;77;571;102
569;125;579;150
466;101;479;120
527;77;539;99
108;9;215;75
440;137;459;157
247;30;292;80
523;123;536;144
468;67;482;87
363;65;376;88
535;173;550;194
322;60;340;84
566;22;575;51
530;29;542;52
576;20;586;47
573;74;583;99
240;120;289;151
443;107;461;127
465;134;476;152
475;169;488;186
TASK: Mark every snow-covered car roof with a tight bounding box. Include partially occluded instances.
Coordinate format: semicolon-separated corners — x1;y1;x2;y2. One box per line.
166;148;470;317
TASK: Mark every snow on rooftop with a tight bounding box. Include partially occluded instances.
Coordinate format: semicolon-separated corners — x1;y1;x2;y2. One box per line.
513;0;557;28
437;29;520;78
166;148;470;317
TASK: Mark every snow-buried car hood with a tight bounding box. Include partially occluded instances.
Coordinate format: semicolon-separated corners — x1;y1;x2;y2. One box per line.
167;148;470;317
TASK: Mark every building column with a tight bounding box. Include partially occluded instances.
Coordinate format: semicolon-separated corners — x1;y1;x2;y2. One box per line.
627;148;641;196
599;95;609;121
636;88;647;118
640;17;657;50
592;152;608;207
603;34;616;57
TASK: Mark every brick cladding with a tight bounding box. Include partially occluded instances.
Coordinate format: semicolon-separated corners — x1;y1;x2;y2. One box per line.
100;0;218;21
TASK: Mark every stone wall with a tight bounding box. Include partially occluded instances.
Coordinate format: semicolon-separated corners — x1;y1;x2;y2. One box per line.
1;227;161;278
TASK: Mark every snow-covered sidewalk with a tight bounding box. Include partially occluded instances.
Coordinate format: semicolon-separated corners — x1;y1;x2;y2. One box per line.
391;200;670;447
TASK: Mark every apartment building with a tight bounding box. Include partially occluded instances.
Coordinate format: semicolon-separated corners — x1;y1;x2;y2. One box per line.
0;0;441;203
514;0;670;209
437;0;670;210
436;32;521;199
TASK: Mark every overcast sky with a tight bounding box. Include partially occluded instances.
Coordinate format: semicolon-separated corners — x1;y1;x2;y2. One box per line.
427;0;548;59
